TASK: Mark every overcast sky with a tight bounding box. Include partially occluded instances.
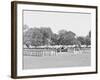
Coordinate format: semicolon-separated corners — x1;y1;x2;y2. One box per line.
23;10;91;37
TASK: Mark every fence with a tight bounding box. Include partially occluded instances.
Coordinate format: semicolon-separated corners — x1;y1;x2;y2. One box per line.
23;47;91;56
24;48;57;56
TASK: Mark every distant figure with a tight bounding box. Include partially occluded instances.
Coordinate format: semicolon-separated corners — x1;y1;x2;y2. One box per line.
61;46;64;49
75;45;80;51
26;44;30;48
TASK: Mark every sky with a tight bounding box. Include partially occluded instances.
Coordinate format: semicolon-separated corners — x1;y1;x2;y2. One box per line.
23;10;91;37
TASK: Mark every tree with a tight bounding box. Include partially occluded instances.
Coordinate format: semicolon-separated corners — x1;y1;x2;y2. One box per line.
31;28;43;47
89;31;91;38
58;30;68;35
58;30;76;45
39;27;53;45
85;31;91;46
23;28;33;48
85;36;91;47
51;33;59;45
24;27;44;47
77;36;85;45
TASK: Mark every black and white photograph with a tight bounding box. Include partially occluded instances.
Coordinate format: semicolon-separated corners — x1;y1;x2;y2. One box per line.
11;1;97;78
23;10;91;69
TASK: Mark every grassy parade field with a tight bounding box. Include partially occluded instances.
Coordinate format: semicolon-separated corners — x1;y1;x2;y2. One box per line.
23;48;91;69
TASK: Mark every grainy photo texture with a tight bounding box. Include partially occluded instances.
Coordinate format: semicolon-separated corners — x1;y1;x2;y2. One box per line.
23;10;91;69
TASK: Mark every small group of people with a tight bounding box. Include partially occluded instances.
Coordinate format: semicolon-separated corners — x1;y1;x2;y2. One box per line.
56;45;82;53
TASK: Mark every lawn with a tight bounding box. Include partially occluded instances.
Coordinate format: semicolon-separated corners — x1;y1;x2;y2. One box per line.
23;48;91;69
